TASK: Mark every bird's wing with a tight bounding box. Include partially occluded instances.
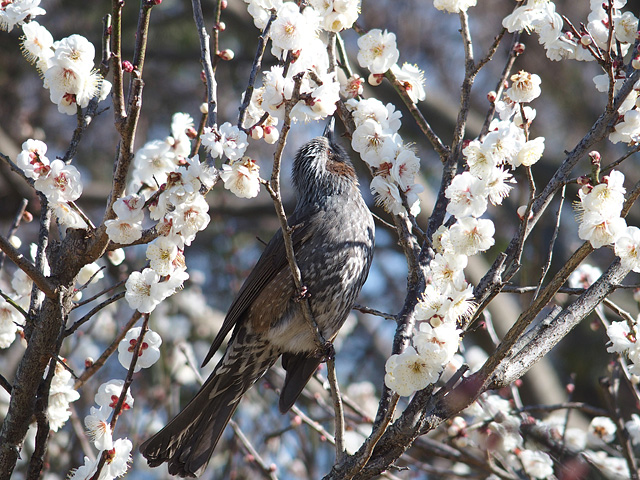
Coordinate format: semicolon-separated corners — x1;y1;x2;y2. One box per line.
201;209;316;367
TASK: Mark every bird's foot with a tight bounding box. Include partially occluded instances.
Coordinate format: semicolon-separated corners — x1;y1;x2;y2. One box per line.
316;341;335;362
294;285;310;301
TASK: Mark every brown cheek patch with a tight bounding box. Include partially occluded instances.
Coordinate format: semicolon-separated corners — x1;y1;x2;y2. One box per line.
327;160;357;180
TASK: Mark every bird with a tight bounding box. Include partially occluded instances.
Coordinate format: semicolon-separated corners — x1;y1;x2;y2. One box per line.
139;119;375;477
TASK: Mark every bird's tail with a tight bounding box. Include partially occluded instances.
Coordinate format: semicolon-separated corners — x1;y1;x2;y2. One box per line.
139;329;280;477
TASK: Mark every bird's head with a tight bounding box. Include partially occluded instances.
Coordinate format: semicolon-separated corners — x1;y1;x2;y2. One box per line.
292;118;358;203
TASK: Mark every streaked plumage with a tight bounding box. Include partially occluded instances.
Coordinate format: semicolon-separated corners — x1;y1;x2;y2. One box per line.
140;123;375;477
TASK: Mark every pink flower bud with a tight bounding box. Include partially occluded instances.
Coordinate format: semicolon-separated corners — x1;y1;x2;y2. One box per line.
218;49;234;61
368;73;384;86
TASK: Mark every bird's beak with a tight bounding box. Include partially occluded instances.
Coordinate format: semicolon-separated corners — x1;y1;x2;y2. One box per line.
323;116;335;142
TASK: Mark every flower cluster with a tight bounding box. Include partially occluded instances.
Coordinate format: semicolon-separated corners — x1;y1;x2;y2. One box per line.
130;113;196;193
47;361;81;432
70;380;134;480
575;168;640;272
384;70;547;397
110;114;214;313
16;139;88;229
606;316;640;376
20;21;112;114
0;295;22;348
447;394;554;478
309;0;360;32
346;97;422;216
503;1;639;66
0;0;45;32
444;389;640;479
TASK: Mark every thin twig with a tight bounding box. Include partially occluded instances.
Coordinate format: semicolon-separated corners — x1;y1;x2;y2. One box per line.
0;198;28;272
533;184;565;300
191;0;219;130
229;420;279;480
72;279;126;309
352;304;396;321
0;234;56;299
326;357;346;463
238;12;276;130
65;291;126;337
74;311;142;388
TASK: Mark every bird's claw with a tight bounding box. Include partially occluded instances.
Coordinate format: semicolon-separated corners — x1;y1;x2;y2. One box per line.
316;342;335;362
294;286;310;302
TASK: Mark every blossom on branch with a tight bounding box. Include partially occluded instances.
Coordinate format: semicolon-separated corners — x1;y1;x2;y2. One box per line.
219;157;261;199
117;327;162;373
357;29;399;74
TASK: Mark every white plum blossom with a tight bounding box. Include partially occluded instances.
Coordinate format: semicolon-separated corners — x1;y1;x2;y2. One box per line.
609;109;640;144
433;0;477;14
21;21;54;70
615;226;640;272
0;0;46;32
95;379;134;415
34;159;83;203
502;0;553;34
579;171;626;217
625;414;640;445
147;236;181;276
68;456;98;480
103;438;133;479
0;297;20;348
513;136;545;167
244;0;283;29
391;63;426;103
131;139;176;189
606;321;636;354
588;416;617;445
384;346;437;396
352;119;398;167
310;0;360;32
357;29;399;74
578;210;627;249
615;11;639;44
16;139;50;180
390;148;420;190
445;171;488;218
484;167;514;205
348;97;402;132
77;262;104;286
47;361;80;431
105;218;143;245
568;263;602;288
518;449;554;479
113;194;145;222
52;202;88;230
117;327;162;373
40;34;111;115
430;252;468;289
125;268;164;313
463;140;496;178
270;2;319;54
448;217;495;256
220;157;261;199
84;407;113;450
413;321;460;365
370;175;404;215
201;122;249;161
506;70;542;103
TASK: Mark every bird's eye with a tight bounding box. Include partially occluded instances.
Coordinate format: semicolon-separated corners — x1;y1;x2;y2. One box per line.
326;147;335;160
